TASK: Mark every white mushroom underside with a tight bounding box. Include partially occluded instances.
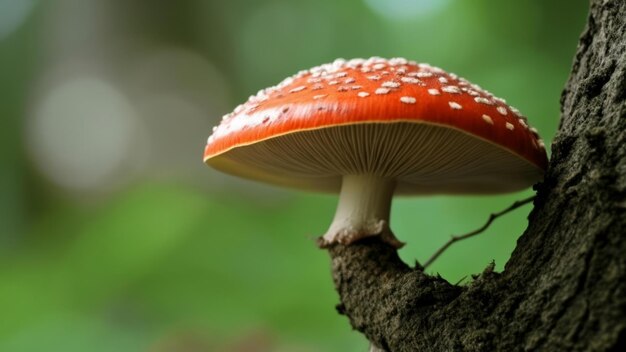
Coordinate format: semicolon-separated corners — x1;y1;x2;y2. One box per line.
207;122;543;195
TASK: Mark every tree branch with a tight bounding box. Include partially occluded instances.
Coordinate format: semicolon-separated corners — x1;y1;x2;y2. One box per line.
422;196;535;269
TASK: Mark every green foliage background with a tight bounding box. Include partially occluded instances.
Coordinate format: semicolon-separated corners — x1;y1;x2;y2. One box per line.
0;1;587;351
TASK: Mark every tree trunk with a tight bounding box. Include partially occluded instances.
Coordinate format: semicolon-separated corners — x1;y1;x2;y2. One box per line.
327;1;626;350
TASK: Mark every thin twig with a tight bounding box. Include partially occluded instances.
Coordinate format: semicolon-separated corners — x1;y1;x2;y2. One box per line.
422;196;536;269
454;275;469;285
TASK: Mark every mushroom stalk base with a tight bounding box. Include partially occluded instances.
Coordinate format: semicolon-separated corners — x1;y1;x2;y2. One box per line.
318;174;403;248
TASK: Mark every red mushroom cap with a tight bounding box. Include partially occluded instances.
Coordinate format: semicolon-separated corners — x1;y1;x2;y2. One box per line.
204;57;548;194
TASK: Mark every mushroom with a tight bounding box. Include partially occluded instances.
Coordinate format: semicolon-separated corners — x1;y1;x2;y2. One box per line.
203;57;548;248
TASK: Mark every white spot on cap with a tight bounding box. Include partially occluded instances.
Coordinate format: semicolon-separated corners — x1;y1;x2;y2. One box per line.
471;83;483;92
247;103;259;112
381;81;401;88
328;80;339;85
494;96;507;104
400;77;421;84
337;86;349;92
335;72;348;78
449;101;462;110
414;72;434;78
431;66;445;74
312;84;323;90
347;58;365;68
375;88;390;95
518;118;528;128
438;77;448;84
333;58;346;67
313;94;327;100
497;106;508;115
344;77;356;84
389;57;408;65
428;88;440;96
373;63;386;70
474;97;493;105
289;86;306;93
538;139;545;149
482;114;494;125
441;86;461;94
367;75;381;81
530;127;541;138
351;85;362;90
505;122;515;130
358;91;370;98
400;96;416;104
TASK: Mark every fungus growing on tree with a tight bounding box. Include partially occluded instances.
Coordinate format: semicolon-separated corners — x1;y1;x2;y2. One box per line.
203;57;548;248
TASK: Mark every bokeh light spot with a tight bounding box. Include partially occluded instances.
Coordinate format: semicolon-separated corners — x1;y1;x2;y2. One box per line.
27;77;137;193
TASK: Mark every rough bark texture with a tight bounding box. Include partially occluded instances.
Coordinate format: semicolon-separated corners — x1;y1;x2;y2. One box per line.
328;1;626;351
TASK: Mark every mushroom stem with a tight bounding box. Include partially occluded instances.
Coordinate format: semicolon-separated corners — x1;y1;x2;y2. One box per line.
319;174;404;248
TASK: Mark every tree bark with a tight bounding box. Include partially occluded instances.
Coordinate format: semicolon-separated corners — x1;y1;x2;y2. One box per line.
327;1;626;351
